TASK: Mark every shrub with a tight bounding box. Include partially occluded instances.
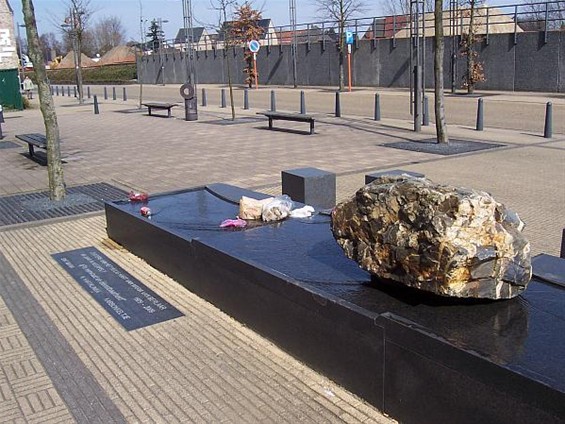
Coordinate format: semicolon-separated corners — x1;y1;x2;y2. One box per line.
45;64;137;85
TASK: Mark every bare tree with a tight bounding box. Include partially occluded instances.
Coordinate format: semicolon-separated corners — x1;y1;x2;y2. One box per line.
60;0;93;104
21;0;66;200
434;0;449;143
314;0;365;91
92;16;126;55
210;0;237;120
521;0;565;30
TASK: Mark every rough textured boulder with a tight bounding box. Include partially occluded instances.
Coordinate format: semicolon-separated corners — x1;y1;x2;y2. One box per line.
331;175;532;299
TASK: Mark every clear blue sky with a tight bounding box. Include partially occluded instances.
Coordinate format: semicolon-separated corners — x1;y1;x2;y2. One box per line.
10;0;386;42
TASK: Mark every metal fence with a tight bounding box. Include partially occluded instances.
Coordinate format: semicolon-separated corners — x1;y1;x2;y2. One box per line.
144;0;564;55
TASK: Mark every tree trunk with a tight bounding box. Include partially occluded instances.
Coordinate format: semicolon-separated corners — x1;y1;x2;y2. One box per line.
338;28;345;91
467;0;476;94
434;0;449;144
22;0;66;200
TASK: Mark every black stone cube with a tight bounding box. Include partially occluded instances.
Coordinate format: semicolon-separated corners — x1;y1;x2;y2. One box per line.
282;167;336;209
365;169;425;185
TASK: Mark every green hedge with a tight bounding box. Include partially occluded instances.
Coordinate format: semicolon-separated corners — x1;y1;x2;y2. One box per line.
42;64;137;84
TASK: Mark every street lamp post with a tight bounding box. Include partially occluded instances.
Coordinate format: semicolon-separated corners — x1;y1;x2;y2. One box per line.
16;23;26;88
157;18;168;86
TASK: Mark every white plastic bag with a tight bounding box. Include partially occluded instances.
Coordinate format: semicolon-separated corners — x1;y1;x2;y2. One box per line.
261;195;293;222
289;205;315;218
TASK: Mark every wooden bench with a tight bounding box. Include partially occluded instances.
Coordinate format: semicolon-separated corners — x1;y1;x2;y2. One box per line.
142;102;177;118
16;133;47;159
258;112;315;135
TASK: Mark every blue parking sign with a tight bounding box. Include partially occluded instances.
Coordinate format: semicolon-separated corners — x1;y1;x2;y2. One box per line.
345;31;354;45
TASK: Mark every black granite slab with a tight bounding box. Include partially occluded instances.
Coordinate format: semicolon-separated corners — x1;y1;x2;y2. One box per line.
106;184;565;423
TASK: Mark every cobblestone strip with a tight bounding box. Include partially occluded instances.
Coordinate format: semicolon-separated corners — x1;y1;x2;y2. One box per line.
0;216;395;423
0;251;126;424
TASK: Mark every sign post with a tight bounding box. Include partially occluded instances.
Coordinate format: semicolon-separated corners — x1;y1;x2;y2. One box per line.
345;31;354;92
248;40;260;89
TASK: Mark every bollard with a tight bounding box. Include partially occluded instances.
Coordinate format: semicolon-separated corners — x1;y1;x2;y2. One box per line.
93;95;99;114
476;98;484;131
270;90;276;112
67;86;71;96
104;87;108;100
0;105;3;139
202;88;207;107
50;86;53;95
243;89;249;110
423;96;430;126
300;90;306;114
112;87;116;101
74;86;77;97
61;86;64;97
374;93;381;121
221;88;226;108
56;86;59;96
123;87;127;101
544;102;552;138
335;91;341;117
87;86;91;99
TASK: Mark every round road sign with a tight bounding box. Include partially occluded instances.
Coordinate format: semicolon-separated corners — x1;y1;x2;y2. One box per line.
179;83;195;100
248;39;260;53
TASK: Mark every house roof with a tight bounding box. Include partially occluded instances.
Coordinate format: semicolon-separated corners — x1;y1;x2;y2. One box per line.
218;18;273;40
97;45;136;66
174;27;206;44
5;0;13;14
56;51;97;69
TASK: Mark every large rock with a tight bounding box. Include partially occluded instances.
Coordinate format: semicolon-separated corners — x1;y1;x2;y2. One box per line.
331;175;532;299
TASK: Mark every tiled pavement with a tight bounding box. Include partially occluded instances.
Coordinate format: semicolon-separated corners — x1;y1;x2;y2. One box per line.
0;88;563;423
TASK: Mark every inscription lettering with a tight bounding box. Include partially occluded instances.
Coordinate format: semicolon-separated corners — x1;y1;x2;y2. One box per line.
52;247;184;331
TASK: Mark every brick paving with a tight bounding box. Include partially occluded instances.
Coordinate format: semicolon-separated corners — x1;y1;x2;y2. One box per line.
0;87;563;422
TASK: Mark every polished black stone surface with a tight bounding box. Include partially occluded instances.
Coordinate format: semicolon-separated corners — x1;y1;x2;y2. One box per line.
106;184;565;423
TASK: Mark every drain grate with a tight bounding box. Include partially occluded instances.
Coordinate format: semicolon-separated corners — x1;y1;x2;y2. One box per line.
0;182;128;227
383;139;504;156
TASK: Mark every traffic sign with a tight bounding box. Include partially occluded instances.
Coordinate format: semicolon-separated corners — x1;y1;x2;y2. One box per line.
248;39;260;53
345;31;354;45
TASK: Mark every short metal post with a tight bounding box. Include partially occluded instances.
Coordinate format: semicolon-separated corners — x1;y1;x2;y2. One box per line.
0;107;3;139
335;92;341;117
50;86;53;95
87;86;91;99
270;90;276;112
423;96;430;126
544;102;552;138
112;87;116;101
61;86;64;96
56;86;59;96
123;87;127;101
221;88;226;108
300;90;306;114
67;86;71;96
104;87;108;100
93;95;99;114
202;88;207;107
374;93;381;121
560;228;565;259
244;89;249;110
476;98;484;131
73;86;77;97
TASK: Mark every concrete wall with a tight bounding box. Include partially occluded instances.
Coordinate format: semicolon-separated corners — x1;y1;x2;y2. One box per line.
0;0;18;70
139;31;565;93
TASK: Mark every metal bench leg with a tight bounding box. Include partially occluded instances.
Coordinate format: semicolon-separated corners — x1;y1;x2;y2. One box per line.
310;120;314;135
28;144;35;157
168;108;171;118
269;117;273;130
148;107;152;116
